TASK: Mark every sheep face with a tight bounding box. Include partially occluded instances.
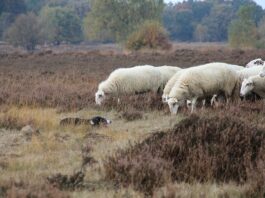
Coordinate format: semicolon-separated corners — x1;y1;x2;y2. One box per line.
260;66;265;77
95;90;105;105
240;78;254;97
246;58;263;68
167;98;185;115
162;94;169;103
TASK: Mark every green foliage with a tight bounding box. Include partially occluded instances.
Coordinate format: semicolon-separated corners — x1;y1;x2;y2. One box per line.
24;0;48;12
125;20;171;51
1;0;27;15
39;6;83;44
256;17;265;49
66;0;90;19
201;4;234;41
228;5;258;48
0;12;16;39
4;13;42;51
193;24;208;42
163;1;212;41
83;0;164;42
163;0;264;42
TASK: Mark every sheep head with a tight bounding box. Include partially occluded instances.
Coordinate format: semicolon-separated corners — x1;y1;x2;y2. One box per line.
240;78;254;97
95;90;105;105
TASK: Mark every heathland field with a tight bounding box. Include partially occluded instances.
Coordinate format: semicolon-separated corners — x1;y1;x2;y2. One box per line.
0;44;264;197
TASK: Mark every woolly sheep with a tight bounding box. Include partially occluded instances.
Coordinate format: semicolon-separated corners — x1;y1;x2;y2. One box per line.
162;69;186;103
236;66;263;80
162;63;243;103
260;66;265;77
167;63;238;114
95;65;181;105
209;66;264;103
155;66;182;91
246;58;264;68
240;75;265;98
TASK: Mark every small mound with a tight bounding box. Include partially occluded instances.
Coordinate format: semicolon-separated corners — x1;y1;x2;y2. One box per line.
121;110;143;121
47;171;85;190
104;114;265;194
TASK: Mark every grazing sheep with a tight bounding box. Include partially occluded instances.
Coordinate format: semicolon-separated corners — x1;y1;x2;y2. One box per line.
240;75;265;98
237;66;263;80
211;66;264;103
162;63;243;103
155;66;182;92
246;58;264;68
162;69;186;103
95;65;181;105
167;63;238;114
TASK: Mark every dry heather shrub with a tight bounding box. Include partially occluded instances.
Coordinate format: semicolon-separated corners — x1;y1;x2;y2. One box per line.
126;20;172;51
0;115;33;130
0;179;68;198
102;93;166;112
104;114;265;195
121;110;143;121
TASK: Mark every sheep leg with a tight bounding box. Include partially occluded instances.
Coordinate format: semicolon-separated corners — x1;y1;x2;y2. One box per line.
201;99;206;109
191;98;197;113
210;94;218;107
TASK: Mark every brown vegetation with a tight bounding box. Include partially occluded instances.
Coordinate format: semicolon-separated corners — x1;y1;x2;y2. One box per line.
0;47;265;111
1;45;265;197
105;103;265;195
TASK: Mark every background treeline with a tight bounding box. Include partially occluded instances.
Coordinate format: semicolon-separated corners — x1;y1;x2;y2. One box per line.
0;0;265;50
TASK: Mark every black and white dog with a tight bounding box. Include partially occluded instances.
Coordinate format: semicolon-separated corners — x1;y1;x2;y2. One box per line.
60;116;111;126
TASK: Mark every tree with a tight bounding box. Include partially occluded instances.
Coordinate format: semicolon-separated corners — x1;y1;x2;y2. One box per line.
0;12;16;39
255;17;265;48
66;0;90;19
228;5;258;48
193;24;208;42
4;13;42;51
83;0;164;42
201;4;234;41
163;1;212;41
1;0;26;15
39;6;83;44
24;0;48;13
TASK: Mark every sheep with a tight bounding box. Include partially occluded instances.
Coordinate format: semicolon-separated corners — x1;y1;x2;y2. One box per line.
260;66;265;77
167;63;238;114
240;75;265;98
246;58;264;68
228;64;245;71
162;63;243;103
162;69;186;103
237;66;263;79
155;66;182;91
95;65;181;105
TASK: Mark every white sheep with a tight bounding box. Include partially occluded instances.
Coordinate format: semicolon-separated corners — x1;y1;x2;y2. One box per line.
228;64;245;71
246;58;264;68
162;69;186;103
162;63;243;103
260;66;265;77
240;75;265;98
95;65;181;105
167;63;238;114
237;66;263;79
155;66;182;92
